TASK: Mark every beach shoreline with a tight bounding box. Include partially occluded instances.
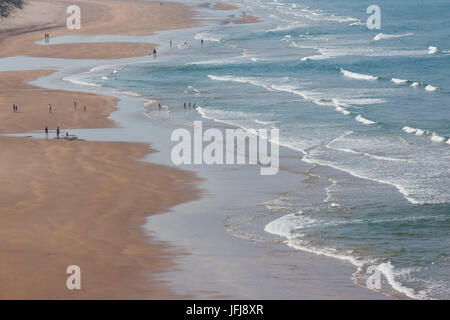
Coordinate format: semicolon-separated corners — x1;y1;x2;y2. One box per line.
0;0;396;300
0;0;204;299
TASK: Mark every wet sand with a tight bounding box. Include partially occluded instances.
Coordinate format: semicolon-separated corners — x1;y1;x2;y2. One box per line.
0;136;198;299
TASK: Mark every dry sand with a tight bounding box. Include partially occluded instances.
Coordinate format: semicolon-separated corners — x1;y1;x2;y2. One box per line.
0;0;203;299
0;0;198;59
0;70;117;133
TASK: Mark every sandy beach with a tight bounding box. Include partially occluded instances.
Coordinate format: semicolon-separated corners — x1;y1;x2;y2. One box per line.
0;136;198;299
0;0;204;299
0;0;395;301
0;0;197;59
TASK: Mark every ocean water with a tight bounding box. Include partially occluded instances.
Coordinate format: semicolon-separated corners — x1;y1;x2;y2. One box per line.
86;0;449;299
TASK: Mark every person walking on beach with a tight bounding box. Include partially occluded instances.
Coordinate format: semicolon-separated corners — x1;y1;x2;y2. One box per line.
84;105;86;112
45;125;48;138
158;103;162;111
153;48;157;59
188;102;191;109
49;104;52;113
74;101;77;110
184;102;186;109
56;126;60;138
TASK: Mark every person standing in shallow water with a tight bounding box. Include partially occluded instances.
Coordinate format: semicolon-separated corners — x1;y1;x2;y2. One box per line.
45;125;48;138
56;126;60;138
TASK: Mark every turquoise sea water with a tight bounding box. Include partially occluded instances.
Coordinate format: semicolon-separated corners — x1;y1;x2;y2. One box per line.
92;0;449;299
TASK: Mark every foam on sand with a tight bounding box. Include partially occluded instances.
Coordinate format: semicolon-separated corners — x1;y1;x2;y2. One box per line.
339;68;378;81
355;115;376;125
377;262;428;300
195;32;221;43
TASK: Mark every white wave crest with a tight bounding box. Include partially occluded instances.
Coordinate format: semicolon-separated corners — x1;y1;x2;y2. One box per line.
373;33;413;41
424;85;437;92
428;46;438;54
355;115;376;125
340;69;378;81
431;134;445;143
391;78;408;84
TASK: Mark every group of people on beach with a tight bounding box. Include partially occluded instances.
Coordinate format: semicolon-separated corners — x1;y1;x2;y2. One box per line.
44;125;71;139
12;104;19;112
184;102;197;110
44;33;50;44
74;101;87;111
42;101;87;138
48;101;87;114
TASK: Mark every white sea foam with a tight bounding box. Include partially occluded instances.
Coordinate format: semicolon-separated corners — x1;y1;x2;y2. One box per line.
402;126;418;134
335;106;351;115
355;115;376;125
327;131;409;162
411;82;420;87
424;85;437;92
265;213;367;268
332;99;351;115
428;46;438;54
402;127;448;144
254;119;275;125
377;262;429;300
265;212;429;299
63;75;102;87
195;32;221;43
373;32;413;41
340;69;378;81
431;134;445;143
301;155;422;205
415;129;425;136
402;126;426;136
391;78;408;84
